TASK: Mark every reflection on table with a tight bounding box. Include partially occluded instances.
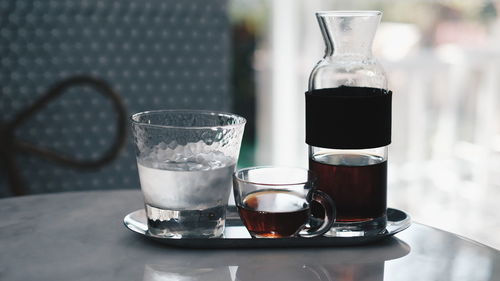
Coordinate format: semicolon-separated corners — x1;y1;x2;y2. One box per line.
142;237;410;281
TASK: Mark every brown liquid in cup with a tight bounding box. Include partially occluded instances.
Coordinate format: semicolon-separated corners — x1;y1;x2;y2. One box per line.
238;190;310;238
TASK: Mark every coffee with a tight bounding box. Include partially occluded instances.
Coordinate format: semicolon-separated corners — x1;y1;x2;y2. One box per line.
233;167;335;238
237;190;310;238
309;153;387;222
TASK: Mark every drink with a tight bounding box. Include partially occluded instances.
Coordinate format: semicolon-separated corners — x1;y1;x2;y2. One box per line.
145;204;227;238
306;11;391;236
131;110;246;238
237;190;310;238
137;152;235;238
309;153;387;223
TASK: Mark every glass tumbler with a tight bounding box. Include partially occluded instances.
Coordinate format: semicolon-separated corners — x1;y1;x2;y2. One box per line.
131;110;246;238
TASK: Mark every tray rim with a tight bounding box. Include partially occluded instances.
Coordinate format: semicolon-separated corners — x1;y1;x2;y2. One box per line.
123;207;411;248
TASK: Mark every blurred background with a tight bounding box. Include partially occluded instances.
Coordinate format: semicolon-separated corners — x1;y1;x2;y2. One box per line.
1;0;499;249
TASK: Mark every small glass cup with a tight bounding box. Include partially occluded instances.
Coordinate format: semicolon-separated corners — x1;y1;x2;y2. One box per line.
233;167;335;238
131;110;246;238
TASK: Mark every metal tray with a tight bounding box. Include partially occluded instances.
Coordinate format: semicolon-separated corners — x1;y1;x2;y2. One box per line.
123;206;411;248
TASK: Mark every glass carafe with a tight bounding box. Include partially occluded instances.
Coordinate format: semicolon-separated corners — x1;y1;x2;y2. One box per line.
306;11;392;236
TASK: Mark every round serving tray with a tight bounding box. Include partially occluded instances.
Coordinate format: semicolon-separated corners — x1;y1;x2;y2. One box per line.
124;206;411;248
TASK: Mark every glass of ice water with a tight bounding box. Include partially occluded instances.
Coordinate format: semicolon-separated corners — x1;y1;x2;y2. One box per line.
131;110;246;238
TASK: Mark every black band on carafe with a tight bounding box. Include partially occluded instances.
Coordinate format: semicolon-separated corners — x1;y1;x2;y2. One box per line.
305;86;392;149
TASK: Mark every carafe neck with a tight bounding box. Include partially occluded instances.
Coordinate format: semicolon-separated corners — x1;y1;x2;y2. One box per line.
316;11;381;58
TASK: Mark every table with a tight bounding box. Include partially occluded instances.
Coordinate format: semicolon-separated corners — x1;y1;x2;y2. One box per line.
0;190;498;281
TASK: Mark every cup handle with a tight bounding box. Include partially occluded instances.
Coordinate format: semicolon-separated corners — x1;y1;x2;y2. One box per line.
299;190;336;238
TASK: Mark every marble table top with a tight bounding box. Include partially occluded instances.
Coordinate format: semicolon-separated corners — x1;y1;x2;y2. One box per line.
0;190;498;281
